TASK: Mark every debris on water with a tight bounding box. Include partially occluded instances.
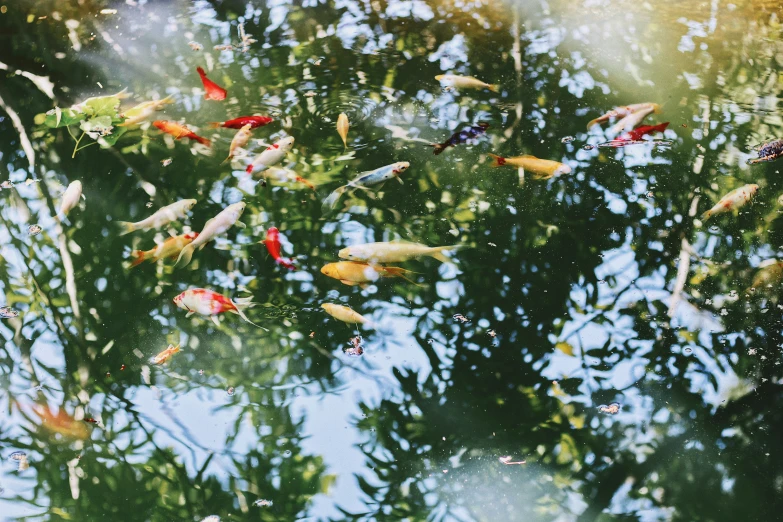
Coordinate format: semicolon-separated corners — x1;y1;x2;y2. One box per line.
188;41;203;51
237;22;257;52
488;242;496;247
161;158;173;167
561;136;574;143
145;201;154;208
24;178;40;186
9;451;29;471
99;8;118;14
198;369;204;375
453;314;469;323
597;403;621;415
582;144;595;151
120;364;126;370
83;417;99;424
28;224;42;236
344;336;364;356
499;456;526;465
748;348;757;356
488;329;497;337
227;386;235;396
0;307;19;319
309;331;315;338
1;180;13;189
214;44;234;51
254;499;273;507
304;91;317;97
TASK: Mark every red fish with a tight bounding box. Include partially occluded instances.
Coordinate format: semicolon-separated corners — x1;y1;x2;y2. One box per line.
153;120;211;146
208;115;274;129
196;66;227;101
261;227;295;270
620;122;669;141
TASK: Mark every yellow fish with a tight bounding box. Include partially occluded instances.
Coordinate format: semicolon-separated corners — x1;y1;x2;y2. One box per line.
321;303;372;326
225;123;253;162
435;74;497;92
338;241;461;264
119;95;175;126
337;113;349;148
152;344;180;365
130;232;199;267
320;261;417;287
488;154;571;180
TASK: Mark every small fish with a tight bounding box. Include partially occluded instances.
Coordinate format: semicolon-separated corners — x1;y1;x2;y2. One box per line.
344;336;364;356
488;154;571;180
751;260;783;289
173;288;266;329
245;137;295;177
254;499;274;508
435;74;498;92
226;124;253;162
701;184;759;221
130;232;199;267
58;180;83;218
499;456;526;465
0;306;19;319
175;202;247;268
337;113;349;147
320;261;417;287
208;115;274;129
153;120;211;146
607;105;658;135
260;227;296;270
323;161;410;210
188;41;203;51
118;199;197;235
321;303;372;327
118;95;175;126
748;138;783;165
28;224;42;236
431;122;489;155
338;241;461;264
597;403;621;415
151;344;181;365
196;66;227;101
586;102;660;129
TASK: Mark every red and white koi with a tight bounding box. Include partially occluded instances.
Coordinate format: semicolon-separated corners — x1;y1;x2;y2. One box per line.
586;102;660;129
607;104;659;135
261;227;296;270
701;184;759;221
245;136;295;177
196;66;227;101
175;202;246;268
173;288;266;329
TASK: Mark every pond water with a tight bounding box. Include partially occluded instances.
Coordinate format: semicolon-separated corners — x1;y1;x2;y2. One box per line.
1;0;782;520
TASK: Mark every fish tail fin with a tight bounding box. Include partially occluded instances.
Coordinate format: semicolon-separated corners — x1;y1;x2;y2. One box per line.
194;135;211;147
279;259;297;271
175;244;195;268
487;84;499;93
383;267;422;286
220;155;232;165
430;245;465;265
322;186;347;211
431;143;446;155
700;210;712;221
130;250;145;268
117;221;136;236
207;122;222;129
231;298;268;331
488;154;506;167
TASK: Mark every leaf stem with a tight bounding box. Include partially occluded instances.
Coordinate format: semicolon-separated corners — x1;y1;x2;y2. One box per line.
71;131;85;158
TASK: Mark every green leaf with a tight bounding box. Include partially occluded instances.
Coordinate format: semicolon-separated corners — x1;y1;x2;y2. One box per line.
43;107;85;128
98;126;129;147
555;341;575;356
80;115;114;138
83;94;123;118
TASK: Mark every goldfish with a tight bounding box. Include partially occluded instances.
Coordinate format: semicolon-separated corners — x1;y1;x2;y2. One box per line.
321;303;372;327
431;122;489;155
119;95;175;126
338;241;461;264
226;124;253;162
173;288;266;329
151;344;180;364
607;104;659;135
260;227;295;270
620;122;669;141
751;260;783;289
586;102;660;129
58;180;83;218
196;66;227;101
118;199;197;235
337;113;349;147
208;115;274;129
153;120;211;146
320;261;417;287
30;404;90;440
488;154;571;180
701;184;759;221
323;161;410;210
245;136;295;177
175;202;246;268
435;74;498;92
130;232;199;267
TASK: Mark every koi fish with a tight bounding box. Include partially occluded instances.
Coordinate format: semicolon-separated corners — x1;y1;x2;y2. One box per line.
118;199;197;235
151;344;180;364
130;232;199;267
488;154;571;180
431;122;489;155
320;261;417;287
119;95;175;126
173;288;266;329
175;202;246;268
748;139;783;165
607;105;658;135
196;66;227;101
58;180;83;218
338;241;461;264
153;120;211;146
260;227;295;270
226;124;253;162
337;113;349;147
208;115;274;129
751;260;783;289
435;74;498;92
701;184;759;221
586;102;660;129
323;161;410;210
321;303;372;327
30;404;90;440
620;122;669;141
245;136;295;177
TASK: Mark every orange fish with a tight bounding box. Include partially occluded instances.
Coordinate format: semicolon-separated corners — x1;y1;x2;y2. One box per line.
130;232;199;267
196;66;227;101
153;120;211;146
30;404;90;440
261;227;295;270
152;344;180;365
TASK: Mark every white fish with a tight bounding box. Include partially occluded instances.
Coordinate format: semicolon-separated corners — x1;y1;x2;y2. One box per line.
245;137;295;178
58;181;83;219
701;184;759;221
435;74;497;92
607;105;656;136
226;124;253;162
323;161;410;210
175;202;246;268
338;241;461;264
117;199;197;235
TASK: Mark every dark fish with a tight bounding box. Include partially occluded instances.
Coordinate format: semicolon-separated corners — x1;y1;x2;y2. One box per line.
431;122;489;155
748;138;783;165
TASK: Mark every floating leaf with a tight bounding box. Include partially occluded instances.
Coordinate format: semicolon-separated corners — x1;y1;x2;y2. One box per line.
80;115;114;139
97;126;128;147
43;107;85;128
555;341;575;356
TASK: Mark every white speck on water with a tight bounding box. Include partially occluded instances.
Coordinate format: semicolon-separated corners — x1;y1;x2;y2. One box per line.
597;403;621;415
254;499;273;507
